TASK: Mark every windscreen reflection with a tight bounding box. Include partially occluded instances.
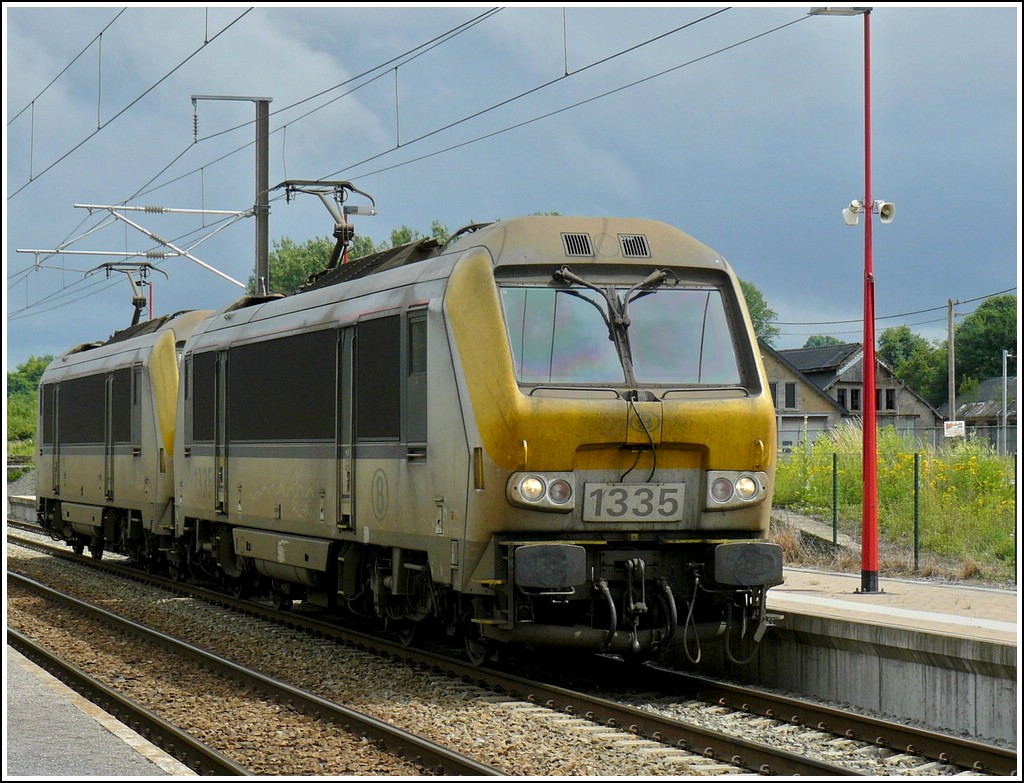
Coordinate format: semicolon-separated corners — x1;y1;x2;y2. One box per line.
501;286;741;386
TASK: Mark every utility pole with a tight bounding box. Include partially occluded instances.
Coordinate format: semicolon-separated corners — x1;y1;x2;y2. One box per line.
1003;350;1016;454
255;98;270;294
192;95;272;294
947;299;956;422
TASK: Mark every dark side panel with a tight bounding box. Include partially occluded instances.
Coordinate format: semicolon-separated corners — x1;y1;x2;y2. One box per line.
228;331;336;441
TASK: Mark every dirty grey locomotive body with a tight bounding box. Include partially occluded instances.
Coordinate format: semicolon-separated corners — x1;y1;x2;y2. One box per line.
39;216;782;662
36;311;211;563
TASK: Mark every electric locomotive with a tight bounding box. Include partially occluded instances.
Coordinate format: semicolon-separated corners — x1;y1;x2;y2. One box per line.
35;310;212;564
168;214;781;663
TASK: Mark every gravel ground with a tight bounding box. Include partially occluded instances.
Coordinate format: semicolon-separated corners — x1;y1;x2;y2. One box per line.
8;585;426;775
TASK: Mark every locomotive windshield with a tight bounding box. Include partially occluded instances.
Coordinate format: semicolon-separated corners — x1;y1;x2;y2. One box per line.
500;280;742;387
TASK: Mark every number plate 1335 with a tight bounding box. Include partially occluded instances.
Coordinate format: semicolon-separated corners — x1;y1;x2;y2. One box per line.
582;483;685;522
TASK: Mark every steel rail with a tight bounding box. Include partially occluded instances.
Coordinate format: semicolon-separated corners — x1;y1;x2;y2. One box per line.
7;627;251;776
8;572;503;777
637;663;1018;777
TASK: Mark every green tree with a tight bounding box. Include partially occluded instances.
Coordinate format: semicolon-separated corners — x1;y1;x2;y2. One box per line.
430;220;450;244
6;354;53;446
878;325;930;369
388;225;423;247
955;294;1017;382
349;234;378;259
7;395;37;443
739;280;780;346
258;223;455;295
249;236;336;295
803;334;843;349
894;340;948;408
6;354;52;396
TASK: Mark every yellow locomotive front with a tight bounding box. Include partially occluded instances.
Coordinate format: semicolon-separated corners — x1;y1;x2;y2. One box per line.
444;217;781;662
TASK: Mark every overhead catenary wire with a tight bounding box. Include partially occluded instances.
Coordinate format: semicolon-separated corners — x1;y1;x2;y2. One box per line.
6;7;262;300
9;9;1014;341
129;6;731;206
7;8;254;201
769;288;1018;327
9;4;732;302
330;11;806;183
7;7;127;126
191;7;504;146
68;7;506;225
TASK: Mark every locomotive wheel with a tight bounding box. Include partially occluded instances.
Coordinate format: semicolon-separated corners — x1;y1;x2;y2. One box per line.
397;620;418;648
89;540;104;560
230;574;253;599
462;616;491;666
270;583;292;611
72;542;85;556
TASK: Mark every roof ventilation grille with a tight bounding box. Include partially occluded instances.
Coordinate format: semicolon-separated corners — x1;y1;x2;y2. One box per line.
619;234;651;258
561;232;594;257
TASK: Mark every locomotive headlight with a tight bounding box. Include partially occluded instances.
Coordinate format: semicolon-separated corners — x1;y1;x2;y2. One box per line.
507;472;576;513
706;470;768;510
547;479;572;504
735;475;759;501
710;477;734;503
520;476;546;501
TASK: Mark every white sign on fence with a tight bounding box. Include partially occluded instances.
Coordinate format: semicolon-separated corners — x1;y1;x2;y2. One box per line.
944;420;966;438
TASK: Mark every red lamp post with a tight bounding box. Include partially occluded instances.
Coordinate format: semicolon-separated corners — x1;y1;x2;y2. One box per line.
809;7;894;593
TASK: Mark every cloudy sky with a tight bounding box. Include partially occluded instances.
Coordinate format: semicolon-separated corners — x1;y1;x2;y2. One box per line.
4;3;1020;374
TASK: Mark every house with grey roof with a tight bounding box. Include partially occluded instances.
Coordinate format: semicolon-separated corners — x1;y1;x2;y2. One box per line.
940;376;1017;454
758;343;846;453
759;341;944;450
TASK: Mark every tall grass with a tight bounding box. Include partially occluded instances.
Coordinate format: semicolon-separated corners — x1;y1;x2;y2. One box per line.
774;421;1017;581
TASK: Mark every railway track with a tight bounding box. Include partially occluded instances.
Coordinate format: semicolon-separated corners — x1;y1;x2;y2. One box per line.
8;571;501;776
614;661;1016;776
8;627;249;776
8;524;1016;776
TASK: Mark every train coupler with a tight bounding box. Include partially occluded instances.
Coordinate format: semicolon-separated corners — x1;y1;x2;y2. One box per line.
624;558;648;654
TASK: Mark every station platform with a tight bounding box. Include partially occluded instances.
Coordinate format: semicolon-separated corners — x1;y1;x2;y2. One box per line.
692;566;1020;747
767;566;1019;645
4;646;192;778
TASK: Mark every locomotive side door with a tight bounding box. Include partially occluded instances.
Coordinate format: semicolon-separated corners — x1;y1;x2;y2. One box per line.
352;314;402;535
336;327;354;530
214;350;228;514
50;384;60;495
104;374;114;499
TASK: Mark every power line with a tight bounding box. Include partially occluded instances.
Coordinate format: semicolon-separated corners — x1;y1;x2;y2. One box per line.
7;8;127;126
778;316;950;338
4;10;811;323
55;5;733;276
131;8;732;204
96;8;507;210
7;8;253;201
194;8;504;146
770;288;1017;326
376;8;732;156
333;12;807;182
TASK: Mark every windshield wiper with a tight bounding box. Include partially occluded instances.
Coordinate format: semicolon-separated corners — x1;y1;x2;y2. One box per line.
553;266;674;387
621;268;673;326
